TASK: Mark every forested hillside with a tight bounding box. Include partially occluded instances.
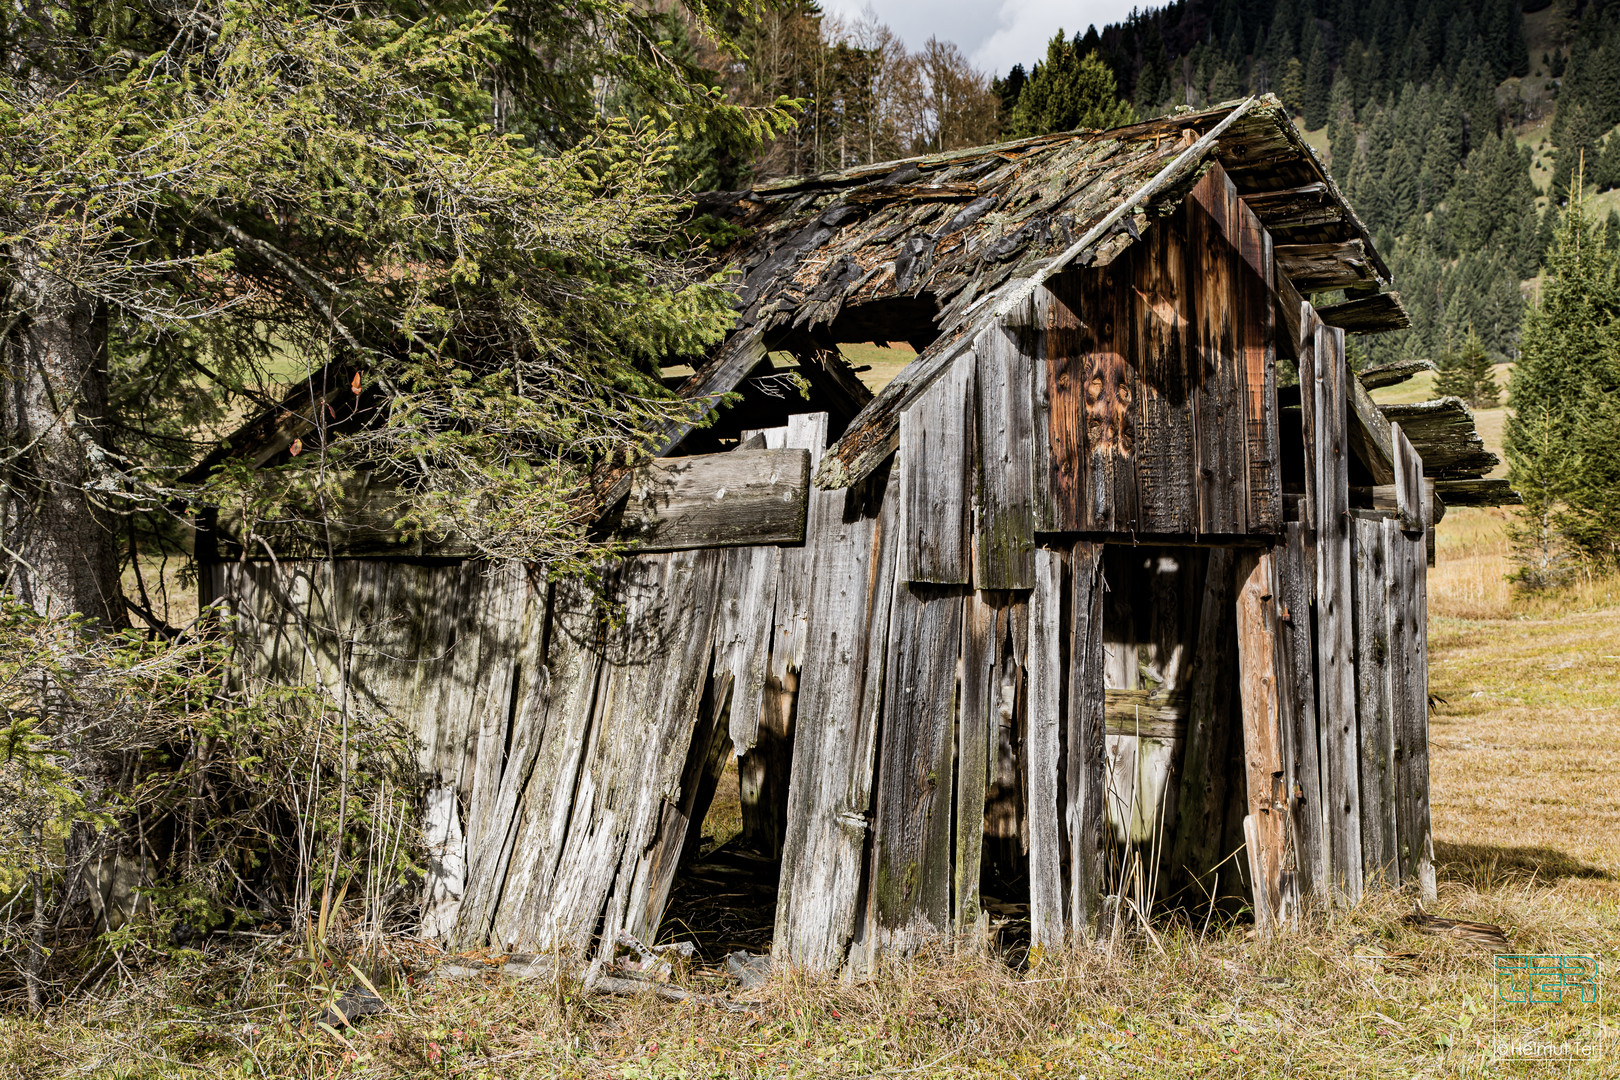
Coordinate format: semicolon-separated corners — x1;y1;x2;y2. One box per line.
992;0;1620;369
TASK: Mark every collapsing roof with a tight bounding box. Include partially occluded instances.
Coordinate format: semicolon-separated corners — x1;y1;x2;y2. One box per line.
666;93;1511;509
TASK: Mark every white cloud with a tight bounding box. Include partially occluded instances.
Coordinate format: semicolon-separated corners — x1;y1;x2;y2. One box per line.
818;0;1140;77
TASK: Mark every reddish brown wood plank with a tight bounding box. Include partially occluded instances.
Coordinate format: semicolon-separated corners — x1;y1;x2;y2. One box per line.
1236;195;1282;533
1188;168;1248;535
1131;212;1198;533
1235;550;1296;932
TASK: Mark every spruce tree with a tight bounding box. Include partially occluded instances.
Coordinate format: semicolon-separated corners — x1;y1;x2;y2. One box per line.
1303;39;1332;129
1507;192;1620;579
1433;328;1500;407
1009;34;1135;137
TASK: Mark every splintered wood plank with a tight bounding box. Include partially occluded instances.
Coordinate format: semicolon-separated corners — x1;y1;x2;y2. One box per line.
1390;423;1430;537
974;325;1035;588
774;469;900;971
1188;167;1248;535
955;590;1004;936
1388;523;1436;900
1132;213;1198;533
1026;547;1067;948
1166;548;1237;897
1313;321;1363;904
1066;542;1107;935
1235;551;1295;932
1276;522;1328;907
593;549;727;957
743;413;827;858
1352;514;1399;889
897;353;974;584
714;543;781;756
868;583;966;949
489;581;607;951
1296;305;1321;529
621;449;811;551
1236;196;1281;533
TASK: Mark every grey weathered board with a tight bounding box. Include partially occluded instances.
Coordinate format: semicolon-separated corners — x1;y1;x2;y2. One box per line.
974;325;1035;589
774;465;900;971
867;583;966;950
1351;514;1399;889
1026;547;1067;947
956;590;1013;936
1378;398;1497;479
743;414;827;857
898;353;974;584
1066;543;1107;934
621;449;810;551
1275;522;1327;907
714;543;781;756
1311;317;1364;904
1388;520;1437;900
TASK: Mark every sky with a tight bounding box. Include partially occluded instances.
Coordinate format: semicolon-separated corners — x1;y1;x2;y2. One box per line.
817;0;1143;80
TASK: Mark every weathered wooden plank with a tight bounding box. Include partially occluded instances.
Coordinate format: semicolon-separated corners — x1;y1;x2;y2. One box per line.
1166;548;1237;897
955;591;996;937
1240;182;1344;230
489;581;607;951
1296;303;1319;530
1379;398;1499;479
1273;240;1375;292
1346;370;1397;486
1358;358;1434;391
1235;550;1296;932
1189;166;1248;535
714;544;781;755
1066;542;1107;935
1388;522;1436;901
1433;478;1520;506
1031;296;1060;533
743;414;826;857
1390;423;1429;537
1275;522;1328;907
774;468;900;971
593;549;728;955
621;449;810;551
1237;193;1282;533
1352;514;1399;889
974;325;1035;588
1313;321;1363;904
1026;547;1066;948
897;354;974;584
1131;208;1198;533
1275;268;1304;359
1315;291;1411;333
868;583;966;950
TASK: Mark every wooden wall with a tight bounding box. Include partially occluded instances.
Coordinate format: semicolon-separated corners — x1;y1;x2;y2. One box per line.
213;175;1438;972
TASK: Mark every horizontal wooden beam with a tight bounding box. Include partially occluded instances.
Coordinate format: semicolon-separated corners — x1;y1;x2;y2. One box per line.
1316;291;1411;333
621;449;811;551
1241;182;1345;230
1434;478;1520;506
1274;240;1377;292
1347;368;1397;485
1378;398;1500;479
1359;357;1435;390
1104;688;1186;740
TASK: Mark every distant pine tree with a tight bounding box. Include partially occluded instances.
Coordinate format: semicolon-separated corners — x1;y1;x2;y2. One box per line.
1433;328;1500;407
1008;33;1135;137
1507;192;1620;580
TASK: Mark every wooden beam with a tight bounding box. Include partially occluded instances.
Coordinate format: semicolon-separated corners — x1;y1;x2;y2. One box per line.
1347;370;1397;485
1240;182;1345;230
1235;550;1296;933
621;449;810;551
1378;398;1499;479
1312;320;1364;905
1274;264;1304;357
1315;291;1411;333
1433;478;1520;506
1359;357;1435;390
1390;423;1430;536
1274;240;1376;292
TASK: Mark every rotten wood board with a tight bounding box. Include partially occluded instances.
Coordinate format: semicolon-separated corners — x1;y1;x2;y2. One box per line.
621;449;811;551
868;583;966;950
1066;542;1107;935
1352;514;1400;890
897;353;974;584
1026;547;1067;948
774;467;900;971
1313;320;1364;905
1235;550;1297;933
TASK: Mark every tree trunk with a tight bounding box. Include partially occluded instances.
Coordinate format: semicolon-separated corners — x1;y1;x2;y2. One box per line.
2;245;125;627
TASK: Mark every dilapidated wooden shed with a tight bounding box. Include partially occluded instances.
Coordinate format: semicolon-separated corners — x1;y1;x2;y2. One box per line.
200;95;1515;974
